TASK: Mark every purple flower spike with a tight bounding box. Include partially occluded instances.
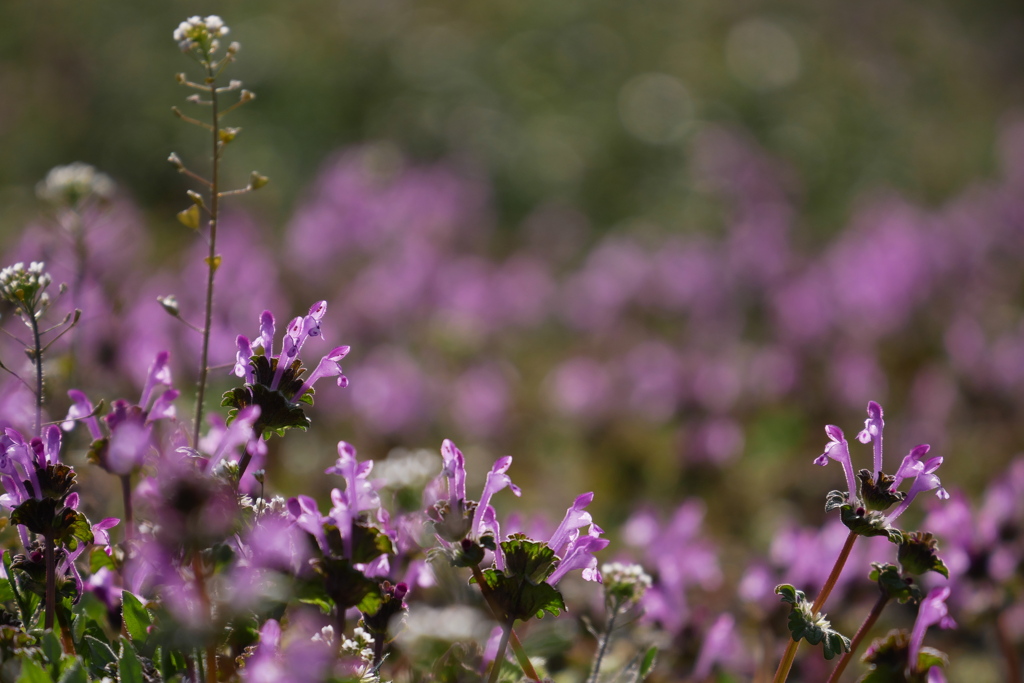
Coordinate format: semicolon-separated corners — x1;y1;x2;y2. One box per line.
234;335;255;383
908;587;957;675
892;444;932;489
856;401;885;478
548;492;595;556
139;351;173;413
62;390;102;440
206;405;261;472
471;456;521;539
257;310;275;357
42;425;62;466
546;524;609;585
296;345;351;397
692;614;738;681
440;439;467;508
816;425;857;501
888;455;948;522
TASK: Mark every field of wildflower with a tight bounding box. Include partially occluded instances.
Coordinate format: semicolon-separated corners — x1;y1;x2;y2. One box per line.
0;3;1022;683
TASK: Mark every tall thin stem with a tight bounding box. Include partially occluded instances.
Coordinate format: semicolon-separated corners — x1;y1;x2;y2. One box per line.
43;533;56;631
773;530;859;683
487;615;516;683
996;609;1023;683
192;64;220;449
120;474;134;542
29;313;44;438
825;593;889;683
588;599;622;683
192;553;217;683
470;565;541;682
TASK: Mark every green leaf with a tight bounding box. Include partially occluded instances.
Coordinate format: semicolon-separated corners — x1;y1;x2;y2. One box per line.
56;661;88;683
121;592;152;645
16;659;54;683
915;646;949;675
40;630;62;665
868;563;922;604
637;646;658;682
5;550;37;627
0;577;16;603
838;504;903;544
897;532;949;578
824;490;848;513
500;536;558;585
776;584;850;660
477;568;566;622
83;635;117;670
118;637;144;683
177;204;200;230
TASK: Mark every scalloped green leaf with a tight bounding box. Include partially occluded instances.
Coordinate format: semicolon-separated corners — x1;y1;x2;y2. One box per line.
121;591;152;645
118;637;144;683
16;659;53;683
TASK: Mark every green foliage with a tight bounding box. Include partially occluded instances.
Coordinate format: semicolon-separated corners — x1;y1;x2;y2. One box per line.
868;563;922;604
858;470;905;513
775;584;851;660
897;532;949;579
475;537;567;623
858;630;949;683
221;356;313;439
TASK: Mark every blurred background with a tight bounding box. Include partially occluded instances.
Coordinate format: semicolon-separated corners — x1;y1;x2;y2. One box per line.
1;0;1023;680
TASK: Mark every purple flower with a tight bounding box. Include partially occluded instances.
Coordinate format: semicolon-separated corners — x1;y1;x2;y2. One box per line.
692;614;740;680
887;453;949;523
856;400;885;480
908;587;956;676
470;455;521;543
814;425;857;501
325;441;381;560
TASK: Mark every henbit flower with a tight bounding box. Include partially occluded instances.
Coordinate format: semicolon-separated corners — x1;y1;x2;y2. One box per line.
546;523;609;585
236;301;346;398
325;441;382;560
440;439;467;510
891;444;933;490
856;400;885;480
907;587;956;675
548;492;595;557
814;425;857;501
887;454;948;523
692;614;739;681
469;455;521;543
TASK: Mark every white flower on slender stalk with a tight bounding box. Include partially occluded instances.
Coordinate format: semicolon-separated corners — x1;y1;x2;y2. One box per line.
0;261;54;321
36;162;114;207
173;15;231;55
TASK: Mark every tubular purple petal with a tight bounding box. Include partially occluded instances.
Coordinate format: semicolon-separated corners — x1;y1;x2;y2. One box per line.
471;456;521;539
548;492;595;555
856;401;885;478
818;425;857;501
234;335;255;383
258;310;275;357
908;587;956;673
140;351;173;413
63;390;102;440
440;439;467;506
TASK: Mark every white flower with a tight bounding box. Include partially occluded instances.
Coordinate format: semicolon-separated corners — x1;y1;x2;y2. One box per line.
36;162;114;206
173;15;231;53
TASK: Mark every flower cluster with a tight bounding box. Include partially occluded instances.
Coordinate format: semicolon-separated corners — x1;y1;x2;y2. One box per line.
35;162;114;207
173;15;230;54
0;261;53;318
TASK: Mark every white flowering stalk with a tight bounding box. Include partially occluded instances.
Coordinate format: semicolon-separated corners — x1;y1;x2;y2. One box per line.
0;261;78;437
167;15;268;456
36;162;114;208
588;562;654;683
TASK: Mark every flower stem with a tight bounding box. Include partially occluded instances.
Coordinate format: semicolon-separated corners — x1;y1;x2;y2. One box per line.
29;312;44;438
470;565;541;682
773;530;859;683
488;615;516;683
825;593;889;683
191;66;220;450
191;553;217;683
43;533;56;631
120;474;134;542
996;609;1023;683
587;598;621;683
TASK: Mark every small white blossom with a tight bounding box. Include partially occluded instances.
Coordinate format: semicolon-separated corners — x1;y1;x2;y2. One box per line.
374;448;442;490
601;562;652;606
36;162;114;206
0;261;54;318
173;15;231;54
